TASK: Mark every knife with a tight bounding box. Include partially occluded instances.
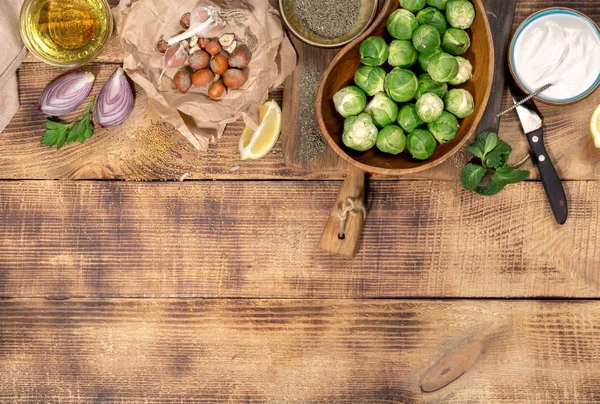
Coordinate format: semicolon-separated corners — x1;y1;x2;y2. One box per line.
507;77;568;225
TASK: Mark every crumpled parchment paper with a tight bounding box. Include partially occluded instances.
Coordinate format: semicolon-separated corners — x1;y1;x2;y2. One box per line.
113;0;296;150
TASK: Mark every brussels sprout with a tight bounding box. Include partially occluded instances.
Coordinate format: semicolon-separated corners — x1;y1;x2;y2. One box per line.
365;92;399;128
427;0;448;10
376;125;406;154
354;66;386;96
388;40;418;68
446;0;475;29
333;86;367;118
343;113;378;152
400;0;426;12
360;36;389;66
428;111;459;143
444;88;475;118
397;104;425;132
387;9;419;40
412;24;441;54
416;92;444;123
384;68;419;102
417;73;448;99
407;129;437;160
441;28;471;55
416;7;448;35
448;56;473;85
427;51;459;82
417;48;442;71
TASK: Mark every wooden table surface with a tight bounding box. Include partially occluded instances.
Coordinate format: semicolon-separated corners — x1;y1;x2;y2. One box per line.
2;0;600;402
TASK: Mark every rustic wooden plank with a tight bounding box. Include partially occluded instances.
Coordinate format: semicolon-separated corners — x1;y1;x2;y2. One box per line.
2;299;600;403
1;180;599;298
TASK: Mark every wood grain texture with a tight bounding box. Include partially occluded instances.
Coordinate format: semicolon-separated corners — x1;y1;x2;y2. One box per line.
2;299;600;403
1;180;599;298
6;1;599;181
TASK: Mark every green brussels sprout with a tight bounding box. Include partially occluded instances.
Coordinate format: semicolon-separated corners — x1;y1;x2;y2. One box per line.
377;125;406;154
333;86;367;118
441;28;471;55
428;111;459;143
387;9;419;40
360;36;389;66
446;0;475;29
416;92;444;123
427;51;459;82
444;88;475;118
416;7;448;35
417;48;442;71
412;24;441;54
448;56;473;85
400;0;426;12
397;104;425;132
416;73;448;99
388;40;419;68
384;67;419;102
427;0;448;10
354;66;386;96
365;92;399;128
343;113;378;152
407;129;437;160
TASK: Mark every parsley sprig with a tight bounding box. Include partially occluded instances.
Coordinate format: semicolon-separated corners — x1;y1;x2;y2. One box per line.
461;132;530;196
41;97;96;150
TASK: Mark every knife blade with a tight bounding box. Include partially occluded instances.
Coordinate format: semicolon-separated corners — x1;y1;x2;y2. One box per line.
507;77;568;225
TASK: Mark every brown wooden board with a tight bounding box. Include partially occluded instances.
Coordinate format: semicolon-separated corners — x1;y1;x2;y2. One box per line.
2;299;600;403
1;180;599;299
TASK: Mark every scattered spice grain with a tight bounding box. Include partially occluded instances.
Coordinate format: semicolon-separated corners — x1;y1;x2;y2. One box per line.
294;0;362;39
298;65;326;163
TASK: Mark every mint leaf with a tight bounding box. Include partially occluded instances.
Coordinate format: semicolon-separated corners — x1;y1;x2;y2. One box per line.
485;141;512;169
461;163;487;191
475;177;507;196
493;167;530;184
483;132;498;154
465;144;484;159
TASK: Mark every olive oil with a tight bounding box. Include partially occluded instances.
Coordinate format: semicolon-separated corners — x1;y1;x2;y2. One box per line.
22;0;111;66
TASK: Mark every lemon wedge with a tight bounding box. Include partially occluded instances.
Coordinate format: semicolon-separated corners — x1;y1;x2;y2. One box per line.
591;104;600;149
239;100;282;160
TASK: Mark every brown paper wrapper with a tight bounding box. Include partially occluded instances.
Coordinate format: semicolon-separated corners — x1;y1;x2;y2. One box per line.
113;0;297;150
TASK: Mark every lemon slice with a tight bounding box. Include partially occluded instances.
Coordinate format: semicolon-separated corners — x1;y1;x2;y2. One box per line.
240;100;282;160
591;104;600;149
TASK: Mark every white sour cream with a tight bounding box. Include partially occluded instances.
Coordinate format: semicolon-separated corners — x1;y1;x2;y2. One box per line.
513;12;600;101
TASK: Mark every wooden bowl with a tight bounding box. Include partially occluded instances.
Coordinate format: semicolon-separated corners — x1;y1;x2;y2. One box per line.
279;0;378;48
316;0;494;176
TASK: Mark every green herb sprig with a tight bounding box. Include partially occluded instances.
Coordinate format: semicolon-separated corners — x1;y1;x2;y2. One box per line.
41;97;95;150
461;132;530;196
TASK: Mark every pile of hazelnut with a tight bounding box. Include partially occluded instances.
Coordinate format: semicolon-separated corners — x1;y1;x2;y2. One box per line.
156;13;251;101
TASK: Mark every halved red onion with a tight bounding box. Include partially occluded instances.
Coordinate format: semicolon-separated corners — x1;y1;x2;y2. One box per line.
38;71;95;116
94;67;134;128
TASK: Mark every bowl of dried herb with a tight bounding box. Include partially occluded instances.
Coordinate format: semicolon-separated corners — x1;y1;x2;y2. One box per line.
279;0;378;48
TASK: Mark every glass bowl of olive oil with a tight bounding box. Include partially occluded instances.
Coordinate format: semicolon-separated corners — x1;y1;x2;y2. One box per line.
20;0;113;67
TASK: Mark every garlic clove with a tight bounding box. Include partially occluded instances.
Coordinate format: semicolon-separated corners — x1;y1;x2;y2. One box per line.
190;35;199;48
219;34;235;48
223;41;237;54
189;45;200;55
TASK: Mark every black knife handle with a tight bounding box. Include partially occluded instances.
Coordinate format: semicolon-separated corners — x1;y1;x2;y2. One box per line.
526;128;568;225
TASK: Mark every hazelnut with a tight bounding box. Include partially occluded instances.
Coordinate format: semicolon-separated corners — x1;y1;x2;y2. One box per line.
210;54;229;75
228;48;250;69
191;69;215;87
188;50;210;71
222;69;247;90
180;13;191;29
173;69;192;93
205;41;221;56
199;38;210;49
208;81;226;101
156;39;169;54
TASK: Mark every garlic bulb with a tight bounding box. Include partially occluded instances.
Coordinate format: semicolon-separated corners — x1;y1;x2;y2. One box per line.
167;4;224;46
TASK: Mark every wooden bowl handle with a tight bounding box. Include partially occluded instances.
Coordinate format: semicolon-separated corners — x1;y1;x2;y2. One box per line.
318;165;367;257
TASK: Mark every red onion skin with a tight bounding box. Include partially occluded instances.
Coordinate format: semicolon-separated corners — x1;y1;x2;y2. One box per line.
94;67;134;128
38;71;95;117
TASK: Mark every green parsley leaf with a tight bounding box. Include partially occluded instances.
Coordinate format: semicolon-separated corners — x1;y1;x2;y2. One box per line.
41;97;95;150
461;163;487;191
485;141;512;169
